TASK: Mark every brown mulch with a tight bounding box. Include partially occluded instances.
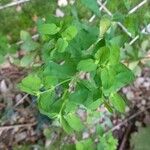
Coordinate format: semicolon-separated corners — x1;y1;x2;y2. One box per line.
0;65;46;149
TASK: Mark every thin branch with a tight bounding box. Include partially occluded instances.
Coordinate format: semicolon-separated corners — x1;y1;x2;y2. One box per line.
0;122;36;132
128;0;148;15
119;123;132;150
14;94;29;107
0;0;30;10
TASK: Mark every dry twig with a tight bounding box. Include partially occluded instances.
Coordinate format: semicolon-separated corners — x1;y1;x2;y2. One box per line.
0;122;37;135
0;0;30;10
106;105;150;134
14;94;29;107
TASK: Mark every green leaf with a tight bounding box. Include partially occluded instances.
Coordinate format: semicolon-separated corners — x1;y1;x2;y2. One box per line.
20;30;31;41
81;0;100;16
69;84;89;104
77;59;97;72
66;24;98;58
60;115;73;134
64;101;77;113
100;17;111;38
44;61;76;79
62;26;77;41
80;78;97;92
19;75;41;95
108;45;120;65
20;55;34;67
42;76;58;89
87;98;103;110
76;139;94;150
21;40;39;51
38;23;60;35
95;47;110;65
101;67;116;94
56;38;68;53
38;92;54;114
112;63;135;90
65;113;84;132
97;133;118;150
101;63;135;95
110;93;126;113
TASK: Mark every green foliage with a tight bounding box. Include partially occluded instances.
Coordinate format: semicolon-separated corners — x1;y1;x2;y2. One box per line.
16;1;137;149
19;74;42;95
38;23;60;35
97;133;118;150
99;17;111;38
18;0;134;140
56;38;68;53
110;93;126;113
65;113;84;132
76;138;94;150
130;126;150;150
77;59;97;72
0;0;149;149
62;26;78;41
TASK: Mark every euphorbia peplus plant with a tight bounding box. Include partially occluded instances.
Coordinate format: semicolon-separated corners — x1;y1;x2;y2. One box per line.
19;1;134;149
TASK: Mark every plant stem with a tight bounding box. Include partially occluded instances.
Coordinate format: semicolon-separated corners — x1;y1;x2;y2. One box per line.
38;78;71;95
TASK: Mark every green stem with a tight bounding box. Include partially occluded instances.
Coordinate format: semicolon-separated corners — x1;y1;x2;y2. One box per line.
59;89;68;114
38;78;71;95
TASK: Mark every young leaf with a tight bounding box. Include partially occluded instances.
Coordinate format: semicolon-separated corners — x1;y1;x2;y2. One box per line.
19;75;41;95
56;38;68;53
42;76;58;89
60;115;73;134
100;67;116;94
108;45;120;65
110;93;126;113
62;26;77;41
65;113;84;132
38;23;60;35
95;47;110;65
77;59;97;72
99;17;111;38
87;98;103;110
